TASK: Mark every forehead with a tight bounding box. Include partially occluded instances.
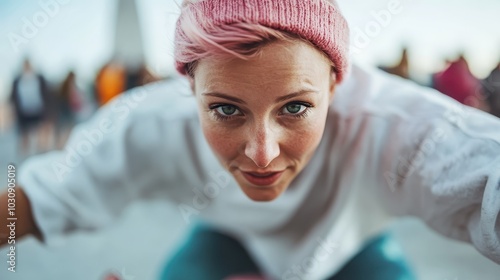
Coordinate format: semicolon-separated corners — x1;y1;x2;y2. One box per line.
194;40;332;94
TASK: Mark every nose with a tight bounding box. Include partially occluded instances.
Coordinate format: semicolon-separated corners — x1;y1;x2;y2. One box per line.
244;121;280;168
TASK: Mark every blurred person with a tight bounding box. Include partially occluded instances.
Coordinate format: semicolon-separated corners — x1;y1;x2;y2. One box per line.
55;71;84;148
10;59;50;155
125;63;160;90
137;64;160;86
482;62;500;118
379;47;410;79
1;1;500;280
95;60;126;106
0;100;15;133
433;54;481;106
0;77;14;133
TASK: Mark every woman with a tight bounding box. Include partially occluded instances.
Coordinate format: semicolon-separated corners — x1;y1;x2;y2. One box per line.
1;0;499;279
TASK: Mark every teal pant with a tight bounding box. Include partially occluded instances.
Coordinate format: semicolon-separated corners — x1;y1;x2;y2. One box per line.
160;225;416;280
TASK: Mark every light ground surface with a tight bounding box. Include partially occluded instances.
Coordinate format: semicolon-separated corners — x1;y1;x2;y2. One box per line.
0;113;499;280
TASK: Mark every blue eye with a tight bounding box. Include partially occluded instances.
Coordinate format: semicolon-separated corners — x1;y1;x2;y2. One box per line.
281;103;308;115
284;104;303;114
216;105;240;116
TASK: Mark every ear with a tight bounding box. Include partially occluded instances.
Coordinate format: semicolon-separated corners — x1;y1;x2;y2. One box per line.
328;72;336;103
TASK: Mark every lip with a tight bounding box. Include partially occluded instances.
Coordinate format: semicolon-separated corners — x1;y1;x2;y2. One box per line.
240;170;284;186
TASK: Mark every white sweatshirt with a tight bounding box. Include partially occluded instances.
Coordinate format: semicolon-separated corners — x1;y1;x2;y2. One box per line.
19;64;500;280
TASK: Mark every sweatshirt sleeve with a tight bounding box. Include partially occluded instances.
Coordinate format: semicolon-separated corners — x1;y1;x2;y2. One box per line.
377;87;500;264
17;83;178;245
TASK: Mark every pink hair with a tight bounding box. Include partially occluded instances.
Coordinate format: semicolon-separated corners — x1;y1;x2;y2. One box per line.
175;0;336;78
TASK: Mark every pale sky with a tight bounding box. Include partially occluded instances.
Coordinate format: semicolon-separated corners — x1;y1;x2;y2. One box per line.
1;0;499;100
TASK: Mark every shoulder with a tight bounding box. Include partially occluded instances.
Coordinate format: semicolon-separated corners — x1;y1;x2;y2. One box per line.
331;64;460;123
326;63;500;171
70;77;201;158
330;64;500;137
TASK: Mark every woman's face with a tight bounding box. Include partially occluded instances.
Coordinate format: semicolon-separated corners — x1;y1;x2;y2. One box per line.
194;40;335;201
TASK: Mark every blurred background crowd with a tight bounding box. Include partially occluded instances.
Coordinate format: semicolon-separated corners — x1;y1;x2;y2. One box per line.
0;0;500;279
0;0;165;158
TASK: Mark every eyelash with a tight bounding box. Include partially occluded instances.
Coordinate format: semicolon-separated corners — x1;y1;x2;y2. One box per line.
208;104;240;122
208;102;313;121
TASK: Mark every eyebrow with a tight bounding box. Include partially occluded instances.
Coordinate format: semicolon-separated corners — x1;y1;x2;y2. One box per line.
203;89;318;104
203;92;247;104
275;90;318;103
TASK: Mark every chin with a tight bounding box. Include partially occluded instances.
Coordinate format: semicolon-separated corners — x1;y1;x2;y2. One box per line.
239;184;285;202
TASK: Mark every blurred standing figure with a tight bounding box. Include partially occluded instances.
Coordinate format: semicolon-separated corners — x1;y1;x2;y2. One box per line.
10;59;49;155
482;62;500;118
433;55;480;106
95;60;126;106
135;64;159;86
125;63;159;90
56;71;83;148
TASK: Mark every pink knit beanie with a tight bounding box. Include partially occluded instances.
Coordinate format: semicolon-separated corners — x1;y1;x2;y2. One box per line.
175;0;350;83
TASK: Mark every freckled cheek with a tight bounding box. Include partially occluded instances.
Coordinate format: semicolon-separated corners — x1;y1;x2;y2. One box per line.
282;118;326;159
201;122;242;161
